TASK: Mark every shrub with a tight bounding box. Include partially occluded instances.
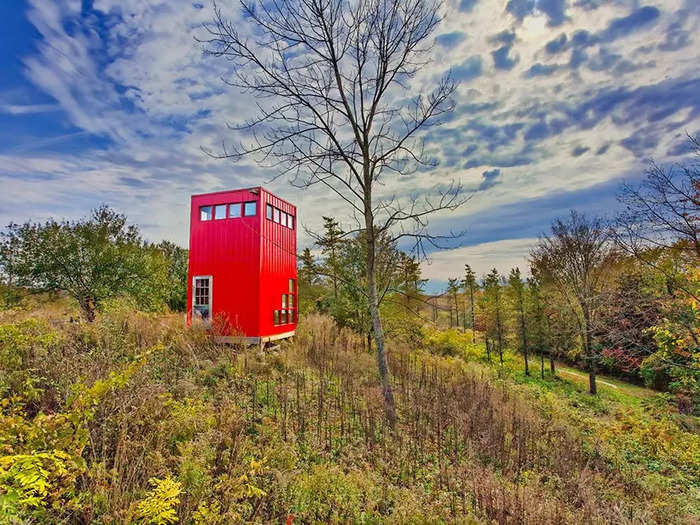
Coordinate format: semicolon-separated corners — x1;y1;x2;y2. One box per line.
287;464;382;523
136;477;182;525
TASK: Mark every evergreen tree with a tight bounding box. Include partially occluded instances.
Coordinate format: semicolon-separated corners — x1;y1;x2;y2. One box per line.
482;268;505;365
447;277;461;329
299;247;318;286
527;270;548;379
507;267;529;376
462;264;478;343
397;253;425;309
316;217;344;300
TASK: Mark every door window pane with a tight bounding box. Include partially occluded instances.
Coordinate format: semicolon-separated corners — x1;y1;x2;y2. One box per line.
214;204;227;220
289;278;295;293
194;277;210;320
244;201;257;216
289;294;294;308
273;310;280;326
200;206;212;221
229;203;242;218
281;294;287;308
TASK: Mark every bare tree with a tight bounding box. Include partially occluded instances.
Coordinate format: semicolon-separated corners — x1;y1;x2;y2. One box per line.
202;0;464;426
614;135;700;278
531;211;616;395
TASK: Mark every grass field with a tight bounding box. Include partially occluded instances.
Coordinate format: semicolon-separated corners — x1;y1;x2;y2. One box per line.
1;301;698;523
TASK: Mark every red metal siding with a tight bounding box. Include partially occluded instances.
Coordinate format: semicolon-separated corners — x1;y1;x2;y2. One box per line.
187;187;297;339
259;188;298;336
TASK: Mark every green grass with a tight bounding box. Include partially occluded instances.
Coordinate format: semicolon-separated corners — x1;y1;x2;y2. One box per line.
437;335;700;513
1;303;698;524
555;361;654;399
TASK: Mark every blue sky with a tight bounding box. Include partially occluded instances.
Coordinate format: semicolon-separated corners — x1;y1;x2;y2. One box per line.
2;0;700;290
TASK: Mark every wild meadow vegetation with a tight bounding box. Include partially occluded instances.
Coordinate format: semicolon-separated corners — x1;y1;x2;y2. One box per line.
0;298;697;524
0;138;698;523
0;143;697;524
1;0;698;513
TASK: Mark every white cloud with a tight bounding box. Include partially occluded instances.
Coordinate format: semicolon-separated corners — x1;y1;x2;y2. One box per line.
4;0;700;284
0;103;58;114
421;237;537;283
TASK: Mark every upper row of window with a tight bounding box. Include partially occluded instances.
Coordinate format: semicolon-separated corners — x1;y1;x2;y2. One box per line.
265;204;294;230
200;202;257;221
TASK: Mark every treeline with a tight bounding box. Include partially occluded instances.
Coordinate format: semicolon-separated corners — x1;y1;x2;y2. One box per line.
300;139;699;413
0;205;188;319
297;217;427;349
444;139;699;412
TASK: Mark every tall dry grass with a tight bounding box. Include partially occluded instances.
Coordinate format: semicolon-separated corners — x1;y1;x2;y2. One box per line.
1;304;694;523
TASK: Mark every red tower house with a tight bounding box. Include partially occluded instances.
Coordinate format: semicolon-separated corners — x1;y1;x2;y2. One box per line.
187;187;298;344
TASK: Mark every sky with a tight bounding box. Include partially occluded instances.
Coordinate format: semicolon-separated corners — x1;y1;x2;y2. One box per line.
2;0;699;292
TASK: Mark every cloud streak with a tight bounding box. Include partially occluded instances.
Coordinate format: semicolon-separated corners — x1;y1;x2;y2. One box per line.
2;0;700;292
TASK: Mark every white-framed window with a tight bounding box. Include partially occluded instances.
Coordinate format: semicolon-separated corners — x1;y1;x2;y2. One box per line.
214;204;227;220
244;201;257;216
281;294;287;308
193;276;212;321
289;278;295;293
229;203;242;218
264;203;295;229
273;310;280;326
200;206;212;221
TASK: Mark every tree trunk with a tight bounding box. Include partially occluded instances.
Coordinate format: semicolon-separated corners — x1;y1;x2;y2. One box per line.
79;296;96;322
366;332;372;353
550;352;556;375
540;348;544;379
496;310;504;366
454;294;460;330
582;306;597;395
469;288;476;344
364;198;397;429
520;307;529;376
331;246;338;301
588;363;597;395
462;298;467;331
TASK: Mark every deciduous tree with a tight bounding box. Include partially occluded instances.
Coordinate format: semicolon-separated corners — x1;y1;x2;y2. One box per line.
531;211;616;394
204;0;465;425
0;206;163;321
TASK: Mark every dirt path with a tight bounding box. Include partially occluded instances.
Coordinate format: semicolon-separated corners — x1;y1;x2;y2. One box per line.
554;361;655;399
